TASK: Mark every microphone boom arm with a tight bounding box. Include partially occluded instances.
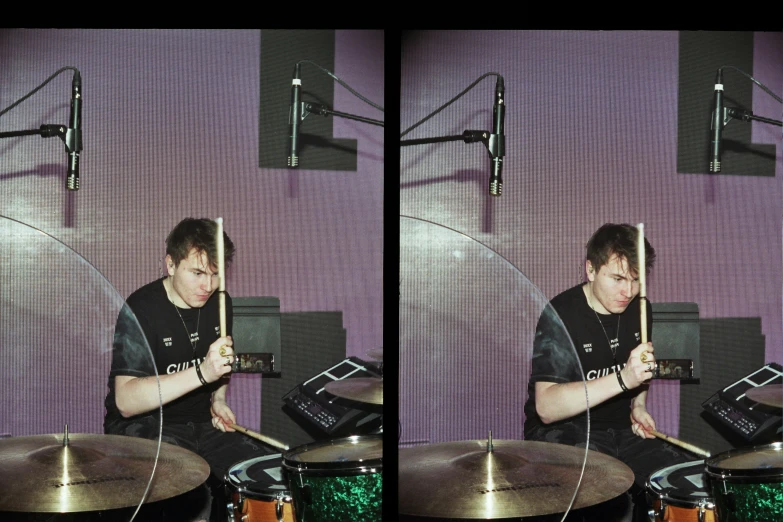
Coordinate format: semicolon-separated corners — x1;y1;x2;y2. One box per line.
0;124;66;140
302;102;383;127
722;106;782;127
400;129;493;154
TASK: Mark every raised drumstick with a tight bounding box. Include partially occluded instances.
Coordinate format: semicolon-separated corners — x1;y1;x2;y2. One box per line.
216;217;227;337
637;223;647;345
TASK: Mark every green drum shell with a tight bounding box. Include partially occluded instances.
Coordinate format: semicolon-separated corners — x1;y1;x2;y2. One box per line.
282;435;382;522
705;442;783;522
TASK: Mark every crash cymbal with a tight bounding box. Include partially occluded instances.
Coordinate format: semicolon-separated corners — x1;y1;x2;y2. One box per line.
0;433;210;513
325;377;383;405
746;384;783;408
399;439;634;519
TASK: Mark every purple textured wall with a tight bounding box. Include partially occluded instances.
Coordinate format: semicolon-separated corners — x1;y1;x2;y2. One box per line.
0;29;384;436
400;30;782;444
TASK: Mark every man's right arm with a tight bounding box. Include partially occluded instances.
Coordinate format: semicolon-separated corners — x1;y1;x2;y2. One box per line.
535;342;653;424
113;335;235;418
114;370;205;418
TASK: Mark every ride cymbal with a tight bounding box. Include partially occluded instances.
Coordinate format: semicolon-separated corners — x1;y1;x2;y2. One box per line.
325;377;383;405
746;384;783;408
399;439;634;519
0;433;210;513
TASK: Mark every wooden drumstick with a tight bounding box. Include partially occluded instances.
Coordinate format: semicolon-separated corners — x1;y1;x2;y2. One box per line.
649;429;710;458
216;217;227;337
230;423;289;451
637;223;648;345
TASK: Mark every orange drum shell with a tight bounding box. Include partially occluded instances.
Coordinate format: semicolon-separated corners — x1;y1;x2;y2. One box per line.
233;491;295;522
653;498;716;522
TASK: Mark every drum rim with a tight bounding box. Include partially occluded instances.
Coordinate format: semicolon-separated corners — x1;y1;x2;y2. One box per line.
281;462;382;476
705;442;783;479
645;460;714;507
646;491;715;511
227;453;283;474
232;485;293;502
225;453;292;499
281;434;383;471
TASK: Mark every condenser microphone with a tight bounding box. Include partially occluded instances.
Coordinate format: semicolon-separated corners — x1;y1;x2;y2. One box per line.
709;68;724;173
287;63;302;168
66;70;82;190
489;76;505;196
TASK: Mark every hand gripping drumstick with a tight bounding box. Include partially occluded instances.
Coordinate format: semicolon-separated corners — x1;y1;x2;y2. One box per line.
216;217;231;360
637;226;709;458
649;429;711;458
637;223;653;372
229;423;290;451
215;219;290;453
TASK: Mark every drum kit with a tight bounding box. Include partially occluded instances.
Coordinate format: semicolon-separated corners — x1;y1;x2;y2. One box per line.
0;349;384;522
224;435;382;522
397;383;783;521
646;442;783;522
644;383;783;522
224;347;384;522
215;221;384;522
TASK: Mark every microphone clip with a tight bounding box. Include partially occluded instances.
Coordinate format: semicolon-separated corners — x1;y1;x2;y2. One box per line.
461;130;503;162
487;131;504;161
38;124;80;155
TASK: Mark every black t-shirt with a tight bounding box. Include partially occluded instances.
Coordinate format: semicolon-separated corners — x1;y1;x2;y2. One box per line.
523;284;652;435
104;278;232;429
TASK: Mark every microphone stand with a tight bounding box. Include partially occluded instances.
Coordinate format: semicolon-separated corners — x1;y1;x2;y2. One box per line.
301;101;383;127
399;73;505;197
0;125;80;192
1;66;82;190
400;130;503;199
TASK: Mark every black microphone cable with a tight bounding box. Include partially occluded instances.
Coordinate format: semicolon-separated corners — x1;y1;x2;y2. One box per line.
293;59;385;112
0;66;80;118
400;72;502;138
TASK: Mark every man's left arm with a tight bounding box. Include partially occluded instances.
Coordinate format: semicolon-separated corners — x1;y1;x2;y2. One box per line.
630;389;656;439
211;292;236;432
211;382;236;432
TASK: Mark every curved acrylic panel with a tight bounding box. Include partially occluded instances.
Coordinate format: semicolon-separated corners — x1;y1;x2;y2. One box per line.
0;216;163;520
398;215;590;520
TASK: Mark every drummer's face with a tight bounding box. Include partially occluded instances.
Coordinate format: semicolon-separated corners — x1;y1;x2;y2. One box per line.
167;248;219;309
587;254;639;314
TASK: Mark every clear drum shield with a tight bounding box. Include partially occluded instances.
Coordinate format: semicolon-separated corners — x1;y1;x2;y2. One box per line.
398;215;592;520
0;215;164;521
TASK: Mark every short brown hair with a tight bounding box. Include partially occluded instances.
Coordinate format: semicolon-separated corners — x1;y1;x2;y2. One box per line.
165;218;235;269
586;223;655;275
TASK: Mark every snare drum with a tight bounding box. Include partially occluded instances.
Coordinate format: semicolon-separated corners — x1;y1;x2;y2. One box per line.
282;435;382;522
225;453;295;522
705;443;783;522
646;460;715;521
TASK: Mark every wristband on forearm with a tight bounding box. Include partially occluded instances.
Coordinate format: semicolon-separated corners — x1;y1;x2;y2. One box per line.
195;363;208;386
616;369;629;392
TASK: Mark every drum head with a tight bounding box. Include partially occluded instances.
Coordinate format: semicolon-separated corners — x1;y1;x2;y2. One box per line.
227;454;290;499
647;460;712;505
706;442;783;480
282;435;382;474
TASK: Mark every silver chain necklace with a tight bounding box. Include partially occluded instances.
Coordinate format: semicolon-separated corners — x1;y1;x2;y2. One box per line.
167;279;200;353
589;287;620;359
